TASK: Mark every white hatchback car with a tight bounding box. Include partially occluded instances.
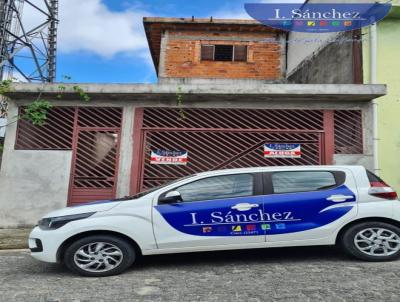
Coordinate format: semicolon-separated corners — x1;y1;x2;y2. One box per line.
29;166;400;277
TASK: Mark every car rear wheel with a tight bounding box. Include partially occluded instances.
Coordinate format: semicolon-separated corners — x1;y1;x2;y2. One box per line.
341;222;400;261
64;235;136;277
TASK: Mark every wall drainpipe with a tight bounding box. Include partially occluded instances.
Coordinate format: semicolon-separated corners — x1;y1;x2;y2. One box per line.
370;22;379;175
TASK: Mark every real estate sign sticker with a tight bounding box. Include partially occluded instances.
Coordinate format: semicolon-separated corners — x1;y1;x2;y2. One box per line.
264;143;301;158
245;2;392;33
150;150;188;165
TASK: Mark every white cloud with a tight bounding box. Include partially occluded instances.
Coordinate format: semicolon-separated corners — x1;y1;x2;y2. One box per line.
211;0;306;19
21;0;151;59
59;0;149;58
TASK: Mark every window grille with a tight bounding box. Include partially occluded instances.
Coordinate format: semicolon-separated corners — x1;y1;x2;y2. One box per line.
334;110;363;154
15;107;75;150
15;107;123;150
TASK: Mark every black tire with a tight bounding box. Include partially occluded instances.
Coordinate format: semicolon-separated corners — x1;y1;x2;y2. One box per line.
341;221;400;262
63;235;136;277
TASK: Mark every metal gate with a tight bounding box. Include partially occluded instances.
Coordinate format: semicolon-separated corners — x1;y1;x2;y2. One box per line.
69;108;123;206
131;108;330;193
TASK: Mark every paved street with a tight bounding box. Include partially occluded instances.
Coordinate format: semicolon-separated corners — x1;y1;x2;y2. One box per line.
1;246;400;302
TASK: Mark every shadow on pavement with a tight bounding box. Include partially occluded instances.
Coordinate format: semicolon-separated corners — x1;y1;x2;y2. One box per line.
15;245;353;276
136;245;352;269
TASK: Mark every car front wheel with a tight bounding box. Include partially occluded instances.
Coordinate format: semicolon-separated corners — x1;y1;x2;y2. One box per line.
341;222;400;262
64;235;136;277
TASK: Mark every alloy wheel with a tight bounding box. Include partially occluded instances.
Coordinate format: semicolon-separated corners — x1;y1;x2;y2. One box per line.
354;228;400;257
73;242;124;273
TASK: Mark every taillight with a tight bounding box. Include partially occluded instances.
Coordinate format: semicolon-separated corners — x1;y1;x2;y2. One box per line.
368;181;398;200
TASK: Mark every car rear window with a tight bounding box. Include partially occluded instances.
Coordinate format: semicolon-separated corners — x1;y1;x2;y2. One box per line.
366;170;385;183
272;171;339;194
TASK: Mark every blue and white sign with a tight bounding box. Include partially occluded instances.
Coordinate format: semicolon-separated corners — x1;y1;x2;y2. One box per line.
264;143;301;158
155;185;356;237
245;2;392;33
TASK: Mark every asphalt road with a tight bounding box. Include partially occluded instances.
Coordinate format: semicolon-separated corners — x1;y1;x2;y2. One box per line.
1;246;400;302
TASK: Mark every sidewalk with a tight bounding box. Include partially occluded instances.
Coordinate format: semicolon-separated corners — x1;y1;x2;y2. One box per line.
0;228;30;249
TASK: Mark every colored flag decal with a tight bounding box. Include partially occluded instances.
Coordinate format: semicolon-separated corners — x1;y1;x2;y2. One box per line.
232;225;242;232
150;150;188;165
244;3;392;33
246;224;257;231
202;227;212;233
264;143;301;158
261;224;271;231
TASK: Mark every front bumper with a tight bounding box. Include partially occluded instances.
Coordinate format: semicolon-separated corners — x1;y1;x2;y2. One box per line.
28;238;43;253
28;226;64;263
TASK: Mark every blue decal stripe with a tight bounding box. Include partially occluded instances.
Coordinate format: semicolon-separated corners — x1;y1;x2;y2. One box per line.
155;185;356;237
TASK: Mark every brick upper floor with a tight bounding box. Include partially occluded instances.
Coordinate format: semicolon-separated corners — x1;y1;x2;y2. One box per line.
144;17;286;81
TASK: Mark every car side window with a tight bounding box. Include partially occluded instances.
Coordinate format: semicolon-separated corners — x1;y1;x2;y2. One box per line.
272;171;338;194
175;174;254;203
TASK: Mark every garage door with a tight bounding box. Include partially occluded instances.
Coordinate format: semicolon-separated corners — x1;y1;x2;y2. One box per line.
131;108;329;193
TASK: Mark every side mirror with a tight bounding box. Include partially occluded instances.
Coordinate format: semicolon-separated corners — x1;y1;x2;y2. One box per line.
159;191;183;204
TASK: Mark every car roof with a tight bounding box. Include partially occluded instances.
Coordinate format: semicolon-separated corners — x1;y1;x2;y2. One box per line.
195;165;365;177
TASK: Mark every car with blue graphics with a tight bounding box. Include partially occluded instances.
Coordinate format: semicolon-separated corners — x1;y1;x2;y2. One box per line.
29;166;400;277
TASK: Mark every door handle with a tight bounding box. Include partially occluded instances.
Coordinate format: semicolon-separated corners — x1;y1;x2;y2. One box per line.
326;195;354;202
231;203;259;212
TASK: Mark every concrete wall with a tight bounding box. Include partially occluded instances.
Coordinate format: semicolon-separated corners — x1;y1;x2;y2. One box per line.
286;0;341;75
116;104;135;198
0;96;374;228
287;31;340;76
0;102;72;227
286;0;372;81
288;32;356;84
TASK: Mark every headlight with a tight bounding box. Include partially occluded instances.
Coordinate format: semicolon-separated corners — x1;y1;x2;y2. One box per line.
38;212;95;230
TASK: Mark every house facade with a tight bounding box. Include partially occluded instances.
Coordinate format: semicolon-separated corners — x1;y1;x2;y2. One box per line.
283;2;400;192
362;3;400;192
0;17;386;227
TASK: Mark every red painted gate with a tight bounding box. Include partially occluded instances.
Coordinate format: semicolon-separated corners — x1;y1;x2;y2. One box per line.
13;105;363;203
131;108;334;193
68;108;123;206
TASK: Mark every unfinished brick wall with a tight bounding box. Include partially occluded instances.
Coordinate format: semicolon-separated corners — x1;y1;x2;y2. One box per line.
160;30;284;80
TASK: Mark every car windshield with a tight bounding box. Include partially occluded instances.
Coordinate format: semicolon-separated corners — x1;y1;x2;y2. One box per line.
113;174;196;201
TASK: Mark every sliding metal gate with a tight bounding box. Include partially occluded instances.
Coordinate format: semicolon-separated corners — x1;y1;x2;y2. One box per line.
131;108;330;193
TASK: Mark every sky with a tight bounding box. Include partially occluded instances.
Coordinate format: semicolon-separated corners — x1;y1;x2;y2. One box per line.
7;0;389;84
13;0;281;84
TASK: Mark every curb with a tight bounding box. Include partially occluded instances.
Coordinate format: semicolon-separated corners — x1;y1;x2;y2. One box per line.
0;228;30;250
0;248;30;253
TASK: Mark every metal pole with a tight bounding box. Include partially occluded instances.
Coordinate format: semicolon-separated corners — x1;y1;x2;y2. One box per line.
0;0;10;80
48;0;58;82
370;23;379;175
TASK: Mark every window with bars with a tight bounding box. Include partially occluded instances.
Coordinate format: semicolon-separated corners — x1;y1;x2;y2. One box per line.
16;107;75;150
334;110;363;154
201;44;248;62
15;106;123;150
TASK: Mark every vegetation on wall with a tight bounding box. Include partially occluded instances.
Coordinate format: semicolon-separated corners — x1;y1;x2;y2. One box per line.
21;100;53;126
0;77;90;128
0;79;12;96
0;77;90;164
